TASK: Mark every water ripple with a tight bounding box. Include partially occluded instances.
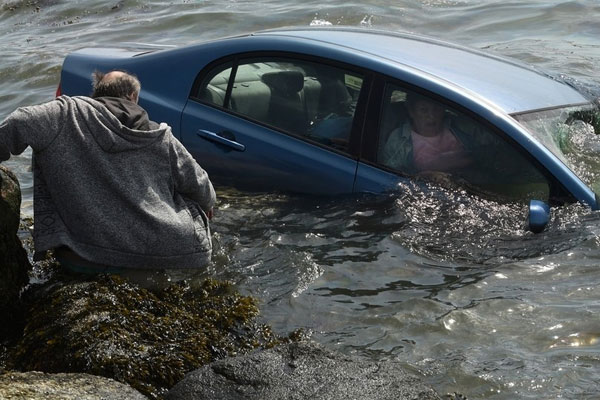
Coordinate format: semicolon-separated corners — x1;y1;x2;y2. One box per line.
3;1;600;399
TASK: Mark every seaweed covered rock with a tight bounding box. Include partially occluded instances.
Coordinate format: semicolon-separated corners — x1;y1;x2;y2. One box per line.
165;341;442;400
0;371;148;400
0;166;31;339
8;275;284;399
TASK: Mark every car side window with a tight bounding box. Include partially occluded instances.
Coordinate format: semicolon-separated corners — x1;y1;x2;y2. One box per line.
197;58;364;152
376;84;551;203
198;62;233;107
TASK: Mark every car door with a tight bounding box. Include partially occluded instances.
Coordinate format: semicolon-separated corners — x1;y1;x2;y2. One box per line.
180;55;367;194
354;79;569;205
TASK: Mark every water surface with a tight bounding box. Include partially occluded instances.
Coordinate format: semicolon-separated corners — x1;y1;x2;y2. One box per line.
2;1;600;398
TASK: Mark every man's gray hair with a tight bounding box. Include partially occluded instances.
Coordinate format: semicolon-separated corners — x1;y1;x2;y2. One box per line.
91;70;141;99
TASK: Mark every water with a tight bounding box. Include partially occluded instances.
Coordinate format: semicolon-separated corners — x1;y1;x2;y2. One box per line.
2;1;600;398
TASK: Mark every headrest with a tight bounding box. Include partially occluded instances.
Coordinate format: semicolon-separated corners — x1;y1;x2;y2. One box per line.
261;70;304;93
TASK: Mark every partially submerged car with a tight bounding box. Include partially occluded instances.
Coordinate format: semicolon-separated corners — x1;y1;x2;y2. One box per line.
57;27;600;231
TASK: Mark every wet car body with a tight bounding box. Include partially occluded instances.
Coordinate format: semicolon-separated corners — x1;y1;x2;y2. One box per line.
59;27;600;214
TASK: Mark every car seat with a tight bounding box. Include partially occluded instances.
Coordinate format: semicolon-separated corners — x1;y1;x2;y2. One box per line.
261;70;307;135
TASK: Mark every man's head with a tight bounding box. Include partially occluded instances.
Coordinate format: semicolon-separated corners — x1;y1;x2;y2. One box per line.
92;70;141;103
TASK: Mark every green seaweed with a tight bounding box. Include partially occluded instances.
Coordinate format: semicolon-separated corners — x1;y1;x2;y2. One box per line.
8;274;299;399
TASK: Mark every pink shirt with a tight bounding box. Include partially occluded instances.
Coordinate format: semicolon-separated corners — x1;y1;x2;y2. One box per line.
411;127;464;172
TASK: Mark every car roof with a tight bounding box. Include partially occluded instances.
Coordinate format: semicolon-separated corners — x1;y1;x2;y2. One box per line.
254;27;588;114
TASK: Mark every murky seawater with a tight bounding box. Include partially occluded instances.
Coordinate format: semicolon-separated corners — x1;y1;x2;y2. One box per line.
2;1;600;398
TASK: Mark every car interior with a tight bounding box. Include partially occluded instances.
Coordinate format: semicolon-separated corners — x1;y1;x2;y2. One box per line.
198;59;361;150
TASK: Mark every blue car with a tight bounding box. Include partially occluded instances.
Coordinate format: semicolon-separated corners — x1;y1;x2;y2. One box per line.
58;27;600;231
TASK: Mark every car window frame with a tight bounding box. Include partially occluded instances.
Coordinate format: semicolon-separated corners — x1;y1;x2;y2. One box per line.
188;51;373;159
360;74;576;206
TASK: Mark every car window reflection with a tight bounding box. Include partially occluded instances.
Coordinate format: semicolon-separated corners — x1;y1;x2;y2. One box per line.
377;85;551;203
197;58;364;152
199;64;232;107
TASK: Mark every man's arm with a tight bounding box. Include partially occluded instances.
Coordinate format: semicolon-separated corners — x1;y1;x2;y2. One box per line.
169;134;216;216
0;98;67;161
379;124;414;173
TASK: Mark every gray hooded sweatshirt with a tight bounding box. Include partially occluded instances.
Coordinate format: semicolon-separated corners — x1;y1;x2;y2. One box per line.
0;95;216;269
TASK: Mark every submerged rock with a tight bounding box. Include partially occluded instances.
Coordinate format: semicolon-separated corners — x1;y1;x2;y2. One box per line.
0;371;147;399
0;166;31;340
165;341;441;400
8;275;287;399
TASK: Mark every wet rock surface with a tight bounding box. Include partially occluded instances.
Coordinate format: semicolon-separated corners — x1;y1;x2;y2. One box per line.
7;275;288;399
0;371;148;400
0;166;31;339
166;341;442;400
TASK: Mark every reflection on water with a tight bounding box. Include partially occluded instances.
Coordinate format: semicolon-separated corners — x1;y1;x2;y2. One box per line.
209;185;600;398
3;0;600;398
214;182;597;268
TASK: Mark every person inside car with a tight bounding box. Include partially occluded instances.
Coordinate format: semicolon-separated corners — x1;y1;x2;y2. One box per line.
378;90;552;201
379;92;473;175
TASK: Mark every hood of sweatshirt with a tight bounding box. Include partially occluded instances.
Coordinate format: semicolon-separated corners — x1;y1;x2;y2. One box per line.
95;96;159;131
73;96;168;153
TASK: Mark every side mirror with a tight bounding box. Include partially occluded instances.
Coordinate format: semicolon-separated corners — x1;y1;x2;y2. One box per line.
528;200;550;233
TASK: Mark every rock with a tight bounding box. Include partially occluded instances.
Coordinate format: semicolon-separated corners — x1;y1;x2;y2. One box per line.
9;275;289;399
0;371;147;399
165;341;442;400
0;166;31;339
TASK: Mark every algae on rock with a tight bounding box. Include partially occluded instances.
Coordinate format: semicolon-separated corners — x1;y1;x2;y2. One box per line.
9;275;288;399
0;371;148;400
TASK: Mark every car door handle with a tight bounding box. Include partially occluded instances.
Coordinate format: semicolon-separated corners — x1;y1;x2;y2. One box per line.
196;129;246;152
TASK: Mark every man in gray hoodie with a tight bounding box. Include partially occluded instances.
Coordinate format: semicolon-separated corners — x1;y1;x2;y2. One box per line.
0;70;216;270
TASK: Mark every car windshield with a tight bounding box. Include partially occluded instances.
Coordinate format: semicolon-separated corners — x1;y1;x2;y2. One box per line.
513;103;600;194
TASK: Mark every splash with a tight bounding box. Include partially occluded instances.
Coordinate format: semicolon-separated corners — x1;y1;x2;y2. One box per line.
309;18;333;26
385;181;598;264
310;13;333;26
360;15;373;27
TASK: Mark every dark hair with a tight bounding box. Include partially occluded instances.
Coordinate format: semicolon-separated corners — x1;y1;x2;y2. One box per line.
91;70;141;99
405;91;433;109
